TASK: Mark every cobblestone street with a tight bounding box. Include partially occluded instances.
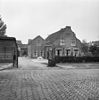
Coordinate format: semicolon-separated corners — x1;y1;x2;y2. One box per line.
0;57;99;100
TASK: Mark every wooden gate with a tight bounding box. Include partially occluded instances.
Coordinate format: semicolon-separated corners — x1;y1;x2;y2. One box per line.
0;37;18;68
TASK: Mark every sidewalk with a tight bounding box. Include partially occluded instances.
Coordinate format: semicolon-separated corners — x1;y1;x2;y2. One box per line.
56;63;99;69
0;63;13;71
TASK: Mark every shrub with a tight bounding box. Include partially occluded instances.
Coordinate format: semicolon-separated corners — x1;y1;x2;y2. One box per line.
55;56;99;63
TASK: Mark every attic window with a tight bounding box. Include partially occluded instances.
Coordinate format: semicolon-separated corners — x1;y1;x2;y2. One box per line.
60;39;65;45
71;39;76;46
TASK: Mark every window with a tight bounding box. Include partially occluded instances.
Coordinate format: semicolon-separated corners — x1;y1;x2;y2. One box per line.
40;51;43;56
71;39;76;46
73;48;79;57
60;39;65;45
55;49;62;56
34;51;38;57
65;49;71;56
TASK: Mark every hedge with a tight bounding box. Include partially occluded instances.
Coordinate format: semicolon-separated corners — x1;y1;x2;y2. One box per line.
55;56;99;63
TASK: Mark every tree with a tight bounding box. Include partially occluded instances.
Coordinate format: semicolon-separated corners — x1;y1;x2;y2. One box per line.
81;39;89;56
89;45;99;57
0;16;7;36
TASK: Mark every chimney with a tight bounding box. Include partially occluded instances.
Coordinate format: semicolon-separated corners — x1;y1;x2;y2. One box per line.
66;26;71;30
28;39;32;44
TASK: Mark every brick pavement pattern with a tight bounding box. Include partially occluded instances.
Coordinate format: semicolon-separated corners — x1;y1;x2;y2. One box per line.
0;57;99;100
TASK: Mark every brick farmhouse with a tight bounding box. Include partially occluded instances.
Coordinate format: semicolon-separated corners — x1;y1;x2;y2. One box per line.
28;26;83;58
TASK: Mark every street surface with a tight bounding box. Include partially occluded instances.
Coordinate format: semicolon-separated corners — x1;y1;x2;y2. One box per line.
0;57;99;100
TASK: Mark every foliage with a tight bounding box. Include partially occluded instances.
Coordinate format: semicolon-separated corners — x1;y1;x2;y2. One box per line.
81;40;89;55
0;16;7;36
89;45;99;57
48;59;56;67
55;56;99;63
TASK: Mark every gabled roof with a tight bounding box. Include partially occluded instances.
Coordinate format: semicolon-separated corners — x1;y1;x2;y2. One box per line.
33;35;44;41
45;26;75;43
0;36;16;41
0;36;17;47
16;40;22;45
28;35;45;45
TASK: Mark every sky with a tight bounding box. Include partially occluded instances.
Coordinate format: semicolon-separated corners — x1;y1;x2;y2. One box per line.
0;0;99;44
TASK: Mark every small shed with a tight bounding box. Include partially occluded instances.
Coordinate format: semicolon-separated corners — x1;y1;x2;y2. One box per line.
0;36;18;68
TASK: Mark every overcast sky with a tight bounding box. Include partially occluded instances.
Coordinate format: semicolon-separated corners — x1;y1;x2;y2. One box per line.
0;0;99;43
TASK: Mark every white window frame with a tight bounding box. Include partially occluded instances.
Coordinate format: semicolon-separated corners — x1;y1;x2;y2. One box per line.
65;48;71;56
55;48;63;56
73;48;79;56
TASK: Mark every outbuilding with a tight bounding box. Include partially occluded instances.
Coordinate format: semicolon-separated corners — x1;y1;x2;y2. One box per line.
0;36;18;68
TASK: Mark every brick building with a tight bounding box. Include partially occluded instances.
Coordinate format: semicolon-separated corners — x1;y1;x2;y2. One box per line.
28;35;45;58
0;36;18;67
44;26;82;58
28;26;83;59
16;40;28;56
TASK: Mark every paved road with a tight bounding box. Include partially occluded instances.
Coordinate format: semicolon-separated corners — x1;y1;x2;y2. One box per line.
0;57;99;100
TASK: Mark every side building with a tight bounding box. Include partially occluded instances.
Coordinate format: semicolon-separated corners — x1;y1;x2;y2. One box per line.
89;41;99;47
16;40;28;56
0;36;18;67
44;26;83;58
28;35;45;58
